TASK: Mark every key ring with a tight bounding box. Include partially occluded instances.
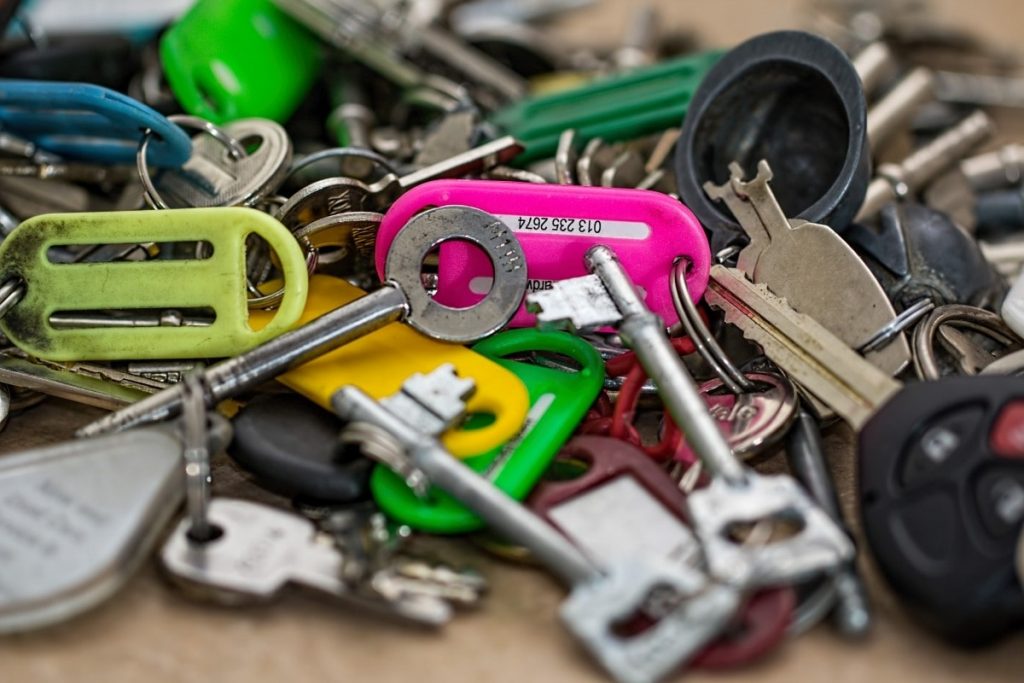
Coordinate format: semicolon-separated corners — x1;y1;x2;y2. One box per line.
671;258;754;395
913;304;1024;379
284;147;398;184
180;373;216;542
245;234;319;310
137;115;247;210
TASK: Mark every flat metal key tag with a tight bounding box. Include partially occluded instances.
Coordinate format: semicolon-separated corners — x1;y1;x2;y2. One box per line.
0;79;191;167
0;208;309;361
370;328;605;533
0;420;231;633
249;274;530;458
375;179;711;327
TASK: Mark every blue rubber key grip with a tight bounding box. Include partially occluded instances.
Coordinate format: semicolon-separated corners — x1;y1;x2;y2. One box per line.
0;79;192;167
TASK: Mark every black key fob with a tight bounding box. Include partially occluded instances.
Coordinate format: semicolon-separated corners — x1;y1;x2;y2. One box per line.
859;375;1024;645
229;393;371;504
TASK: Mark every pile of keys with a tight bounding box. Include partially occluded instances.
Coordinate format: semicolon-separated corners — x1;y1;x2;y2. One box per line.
1;0;1023;680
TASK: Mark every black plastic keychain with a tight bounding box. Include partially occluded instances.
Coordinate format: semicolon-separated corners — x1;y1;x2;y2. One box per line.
229;392;371;504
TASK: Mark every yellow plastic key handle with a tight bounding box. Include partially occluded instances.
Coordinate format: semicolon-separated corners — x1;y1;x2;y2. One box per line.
250;275;530;457
0;208;308;361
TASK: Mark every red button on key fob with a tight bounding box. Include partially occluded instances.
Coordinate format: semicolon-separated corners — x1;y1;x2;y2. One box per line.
992;400;1024;459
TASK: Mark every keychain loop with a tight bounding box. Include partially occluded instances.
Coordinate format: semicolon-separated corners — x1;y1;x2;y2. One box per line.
0;277;26;322
137;115;247;210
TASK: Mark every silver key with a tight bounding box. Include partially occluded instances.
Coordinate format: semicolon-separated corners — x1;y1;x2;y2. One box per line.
0;420;230;633
527;247;854;588
332;365;740;683
151;118;292;208
704;265;903;430
76;205;527;437
704;159;910;376
160;498;453;626
0;349;167;410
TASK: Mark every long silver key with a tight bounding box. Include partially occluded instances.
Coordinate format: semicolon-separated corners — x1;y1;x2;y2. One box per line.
332;365;740;683
76;205;526;437
704;159;910;376
705;265;903;430
161;498;453;626
527;247;854;589
277;136;524;222
0;419;231;633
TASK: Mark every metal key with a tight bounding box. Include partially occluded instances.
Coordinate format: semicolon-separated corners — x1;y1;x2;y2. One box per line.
147;118;292;209
276;136;524;221
333;365;740;683
704;160;910;376
527;246;854;589
161;498;453;626
704;265;903;430
76;206;526;437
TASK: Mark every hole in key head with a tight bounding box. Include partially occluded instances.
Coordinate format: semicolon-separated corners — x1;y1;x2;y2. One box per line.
419;238;495;309
186;522;224;544
724;516;805;545
460;411;497;431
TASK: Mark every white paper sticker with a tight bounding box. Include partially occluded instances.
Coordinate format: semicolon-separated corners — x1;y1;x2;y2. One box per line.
496;214;651;240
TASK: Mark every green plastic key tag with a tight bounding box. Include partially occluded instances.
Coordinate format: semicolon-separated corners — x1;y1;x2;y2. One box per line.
0;208;308;361
370;329;604;534
160;0;323;124
489;50;723;164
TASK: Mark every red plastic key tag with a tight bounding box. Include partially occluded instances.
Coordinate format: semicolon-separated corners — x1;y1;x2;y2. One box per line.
374;180;711;327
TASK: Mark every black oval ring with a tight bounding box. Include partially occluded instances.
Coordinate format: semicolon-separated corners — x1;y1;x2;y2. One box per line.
675;31;870;252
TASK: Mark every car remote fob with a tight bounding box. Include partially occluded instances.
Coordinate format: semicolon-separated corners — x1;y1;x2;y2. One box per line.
859;375;1024;645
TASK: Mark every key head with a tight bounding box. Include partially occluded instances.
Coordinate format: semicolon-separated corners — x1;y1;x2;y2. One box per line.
229;392;371;504
161;498;342;603
859;375;1024;645
384;206;527;342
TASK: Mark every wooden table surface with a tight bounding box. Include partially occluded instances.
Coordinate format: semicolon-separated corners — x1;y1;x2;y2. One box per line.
3;1;1024;682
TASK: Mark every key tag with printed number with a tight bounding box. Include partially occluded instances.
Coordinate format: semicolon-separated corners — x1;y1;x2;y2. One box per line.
374;179;711;327
0;208;309;361
248;274;530;459
0;418;232;633
370;329;604;533
0;79;192;167
527;436;795;670
859;375;1024;645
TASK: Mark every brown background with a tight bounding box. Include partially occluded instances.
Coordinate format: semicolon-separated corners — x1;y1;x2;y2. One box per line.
3;1;1024;681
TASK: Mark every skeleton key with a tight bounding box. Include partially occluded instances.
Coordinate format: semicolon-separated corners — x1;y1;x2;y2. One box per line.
704;160;910;376
332;365;741;683
77;206;526;437
528;436;796;670
526;246;854;588
160;498;453;626
0;418;231;633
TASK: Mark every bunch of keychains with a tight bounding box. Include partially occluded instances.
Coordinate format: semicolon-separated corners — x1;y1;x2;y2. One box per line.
0;0;1023;679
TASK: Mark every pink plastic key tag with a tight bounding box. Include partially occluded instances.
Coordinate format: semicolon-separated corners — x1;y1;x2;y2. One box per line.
375;180;711;326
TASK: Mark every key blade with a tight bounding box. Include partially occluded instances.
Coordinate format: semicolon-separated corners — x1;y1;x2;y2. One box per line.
526;274;622;331
705;266;901;431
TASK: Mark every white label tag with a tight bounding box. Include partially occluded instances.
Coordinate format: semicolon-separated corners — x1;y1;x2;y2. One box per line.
496;214;651;240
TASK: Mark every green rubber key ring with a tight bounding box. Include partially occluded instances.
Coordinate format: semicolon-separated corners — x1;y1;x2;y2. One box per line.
0;208;309;361
489;49;723;164
370;329;604;533
160;0;323;124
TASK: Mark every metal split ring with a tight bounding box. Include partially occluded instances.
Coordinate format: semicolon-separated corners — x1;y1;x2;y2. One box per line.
913;304;1024;379
137;115;247;210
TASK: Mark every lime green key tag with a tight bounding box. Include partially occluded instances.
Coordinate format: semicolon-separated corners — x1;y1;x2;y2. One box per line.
370;329;604;534
0;208;308;361
490;50;723;164
160;0;323;124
